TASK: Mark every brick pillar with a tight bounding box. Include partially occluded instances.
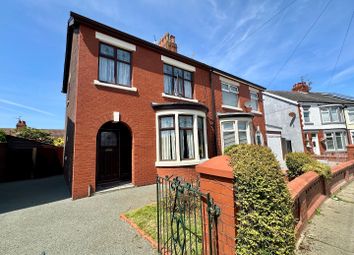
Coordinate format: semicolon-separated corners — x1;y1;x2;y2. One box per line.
347;145;354;161
196;156;236;255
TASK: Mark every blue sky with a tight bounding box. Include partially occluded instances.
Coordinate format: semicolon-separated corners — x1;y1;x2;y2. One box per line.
1;0;354;129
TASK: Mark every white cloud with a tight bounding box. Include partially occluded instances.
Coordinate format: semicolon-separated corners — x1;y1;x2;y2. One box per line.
0;99;55;116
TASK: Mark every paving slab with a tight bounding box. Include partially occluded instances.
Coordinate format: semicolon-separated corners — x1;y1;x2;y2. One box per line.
0;176;156;255
297;181;354;255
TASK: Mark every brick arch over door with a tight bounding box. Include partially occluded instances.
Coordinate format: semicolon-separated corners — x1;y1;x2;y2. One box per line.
96;121;132;188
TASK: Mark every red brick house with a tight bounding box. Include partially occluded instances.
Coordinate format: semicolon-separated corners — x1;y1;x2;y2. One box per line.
62;12;267;199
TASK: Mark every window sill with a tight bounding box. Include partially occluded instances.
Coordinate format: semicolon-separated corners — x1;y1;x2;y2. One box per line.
162;93;198;103
304;122;314;125
251;110;262;115
155;158;208;167
94;80;138;92
222;105;243;111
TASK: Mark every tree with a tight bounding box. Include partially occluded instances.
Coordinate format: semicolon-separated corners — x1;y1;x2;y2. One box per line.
15;127;54;144
0;129;6;143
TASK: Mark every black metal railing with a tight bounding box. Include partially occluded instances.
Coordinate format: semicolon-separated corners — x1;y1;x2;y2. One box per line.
157;176;220;255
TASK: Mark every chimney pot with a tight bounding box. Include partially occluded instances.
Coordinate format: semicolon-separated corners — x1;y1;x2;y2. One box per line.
292;81;311;93
158;33;177;53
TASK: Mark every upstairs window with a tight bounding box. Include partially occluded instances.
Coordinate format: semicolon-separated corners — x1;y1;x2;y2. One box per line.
98;43;131;86
250;91;259;111
222;83;239;107
303;106;311;123
321;107;342;124
163;64;193;99
347;107;354;123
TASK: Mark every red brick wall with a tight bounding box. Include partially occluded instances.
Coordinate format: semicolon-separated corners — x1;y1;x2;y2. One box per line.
68;24;267;199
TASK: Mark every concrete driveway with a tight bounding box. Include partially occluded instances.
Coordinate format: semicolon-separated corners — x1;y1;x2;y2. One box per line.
0;176;156;255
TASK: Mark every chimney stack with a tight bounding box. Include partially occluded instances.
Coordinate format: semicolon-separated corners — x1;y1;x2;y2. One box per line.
158;33;177;53
292;81;311;93
16;119;27;130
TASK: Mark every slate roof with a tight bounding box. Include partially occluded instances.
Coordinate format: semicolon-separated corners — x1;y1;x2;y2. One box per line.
268;91;354;104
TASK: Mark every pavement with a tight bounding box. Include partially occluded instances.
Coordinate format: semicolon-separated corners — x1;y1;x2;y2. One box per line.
297;181;354;255
0;176;156;255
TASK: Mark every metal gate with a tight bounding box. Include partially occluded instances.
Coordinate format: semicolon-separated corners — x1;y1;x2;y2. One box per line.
156;176;220;255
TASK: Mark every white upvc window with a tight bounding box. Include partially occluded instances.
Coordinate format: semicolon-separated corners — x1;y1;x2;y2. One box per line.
155;110;208;167
255;127;263;145
347;107;354;123
325;131;347;151
303;106;311;123
250;91;259;111
222;82;239;108
220;119;252;153
321;106;342;124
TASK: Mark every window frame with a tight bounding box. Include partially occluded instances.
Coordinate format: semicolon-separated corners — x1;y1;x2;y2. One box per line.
320;106;343;124
347;107;354;124
250;91;259;111
220;118;252;153
163;64;194;99
155;110;208;167
221;82;239;108
325;131;347;151
158;115;176;161
98;42;132;87
303;106;311;124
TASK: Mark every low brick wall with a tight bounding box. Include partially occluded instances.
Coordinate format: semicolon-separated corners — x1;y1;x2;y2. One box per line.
287;160;354;237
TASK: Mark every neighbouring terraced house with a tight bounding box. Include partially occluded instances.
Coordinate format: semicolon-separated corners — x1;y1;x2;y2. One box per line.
62;12;267;199
264;81;354;164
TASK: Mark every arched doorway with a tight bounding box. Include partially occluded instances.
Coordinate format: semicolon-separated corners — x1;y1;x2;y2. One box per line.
96;121;132;187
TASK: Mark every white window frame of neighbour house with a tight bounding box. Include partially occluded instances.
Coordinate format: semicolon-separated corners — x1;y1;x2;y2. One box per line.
220;118;252;153
325;131;347;151
347;107;354;123
155;109;208;167
320;106;343;124
255;128;263;145
303;106;311;124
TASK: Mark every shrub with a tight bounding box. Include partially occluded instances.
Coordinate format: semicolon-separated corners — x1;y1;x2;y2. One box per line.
226;144;295;255
0;129;6;143
15;127;54;145
53;137;64;147
286;152;313;181
302;161;331;179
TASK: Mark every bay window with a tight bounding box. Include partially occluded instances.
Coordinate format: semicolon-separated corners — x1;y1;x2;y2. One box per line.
222;82;239;108
325;131;346;151
156;110;208;166
221;119;251;152
163;64;193;99
321;106;342;123
98;43;131;86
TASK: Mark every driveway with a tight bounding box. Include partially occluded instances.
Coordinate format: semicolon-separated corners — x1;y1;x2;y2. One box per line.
297;181;354;255
0;176;156;255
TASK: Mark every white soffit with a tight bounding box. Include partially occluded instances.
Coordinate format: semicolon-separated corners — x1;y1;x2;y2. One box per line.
161;55;196;72
95;32;136;52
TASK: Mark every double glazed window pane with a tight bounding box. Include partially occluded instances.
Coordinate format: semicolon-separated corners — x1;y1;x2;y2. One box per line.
117;49;130;62
335;132;344;150
163;64;193;98
348;109;354;123
99;57;115;83
117;62;131;86
321;110;330;123
179;116;194;160
198;117;205;159
100;44;114;57
222;91;237;106
184;81;192;98
238;121;248;144
326;133;334;150
330;108;340;122
160;116;176;161
222;122;236;148
164;76;173;94
250;93;258;110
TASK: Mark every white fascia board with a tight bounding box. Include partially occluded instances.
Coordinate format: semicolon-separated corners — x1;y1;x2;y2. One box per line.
263;91;299;106
161;55;196;72
95;32;136;52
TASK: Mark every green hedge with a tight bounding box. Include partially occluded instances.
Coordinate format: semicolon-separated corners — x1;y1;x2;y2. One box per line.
226;144;295;255
286;152;331;180
0;129;6;143
286;152;313;181
302;161;331;179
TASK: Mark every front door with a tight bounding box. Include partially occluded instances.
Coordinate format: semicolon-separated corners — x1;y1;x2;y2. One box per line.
311;133;320;155
97;122;132;186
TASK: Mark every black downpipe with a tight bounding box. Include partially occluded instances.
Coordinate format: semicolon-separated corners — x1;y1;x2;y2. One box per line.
210;70;218;156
